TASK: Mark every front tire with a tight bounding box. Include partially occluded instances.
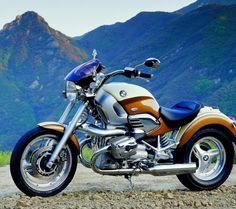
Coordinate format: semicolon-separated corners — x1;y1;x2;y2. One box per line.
176;128;234;190
10;127;78;197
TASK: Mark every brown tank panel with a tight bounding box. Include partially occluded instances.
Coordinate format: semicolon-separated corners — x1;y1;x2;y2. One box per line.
120;96;160;118
121;96;175;137
147;118;176;137
178;116;236;148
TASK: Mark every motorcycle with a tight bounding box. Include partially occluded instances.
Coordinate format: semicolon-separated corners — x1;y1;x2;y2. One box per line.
10;51;236;197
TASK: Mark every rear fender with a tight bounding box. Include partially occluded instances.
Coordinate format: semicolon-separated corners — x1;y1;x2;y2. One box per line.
38;122;80;154
176;107;236;148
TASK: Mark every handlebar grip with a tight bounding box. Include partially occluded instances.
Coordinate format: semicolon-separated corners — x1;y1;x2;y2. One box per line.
139;72;152;79
123;70;134;78
123;70;153;79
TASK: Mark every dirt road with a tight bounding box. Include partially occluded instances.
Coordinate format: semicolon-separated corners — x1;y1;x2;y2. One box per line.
1;165;236;208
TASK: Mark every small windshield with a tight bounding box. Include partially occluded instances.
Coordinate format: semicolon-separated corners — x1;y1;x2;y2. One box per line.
65;59;101;82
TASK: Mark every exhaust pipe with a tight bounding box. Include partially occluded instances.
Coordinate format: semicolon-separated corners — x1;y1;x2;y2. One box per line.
78;124;126;137
92;163;196;176
147;163;196;176
91;146;197;176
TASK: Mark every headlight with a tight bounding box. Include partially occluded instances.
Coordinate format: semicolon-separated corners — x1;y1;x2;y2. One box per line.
65;81;78;101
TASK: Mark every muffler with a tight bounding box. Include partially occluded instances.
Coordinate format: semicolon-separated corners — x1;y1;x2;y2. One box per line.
91;146;197;176
146;163;197;176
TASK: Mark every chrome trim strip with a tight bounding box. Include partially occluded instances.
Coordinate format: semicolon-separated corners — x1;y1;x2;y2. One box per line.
38;121;65;127
78;123;126;137
129;114;158;123
232;121;236;129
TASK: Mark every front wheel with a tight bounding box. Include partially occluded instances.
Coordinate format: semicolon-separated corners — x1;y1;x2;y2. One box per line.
176;128;234;190
10;127;78;197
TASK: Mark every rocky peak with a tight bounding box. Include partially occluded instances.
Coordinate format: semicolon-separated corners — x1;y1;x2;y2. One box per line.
17;11;47;25
2;11;50;34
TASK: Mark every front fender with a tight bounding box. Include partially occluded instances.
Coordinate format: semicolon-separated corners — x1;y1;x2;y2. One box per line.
38;122;80;154
177;107;236;148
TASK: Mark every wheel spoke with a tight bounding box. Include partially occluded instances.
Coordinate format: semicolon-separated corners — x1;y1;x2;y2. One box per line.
207;149;219;160
197;160;210;173
193;143;206;159
22;160;33;173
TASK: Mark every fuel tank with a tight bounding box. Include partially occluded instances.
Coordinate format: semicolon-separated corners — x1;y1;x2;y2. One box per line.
95;82;160;127
102;83;160;117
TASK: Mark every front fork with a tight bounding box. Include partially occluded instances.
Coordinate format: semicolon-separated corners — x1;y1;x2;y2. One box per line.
58;100;76;124
46;101;89;168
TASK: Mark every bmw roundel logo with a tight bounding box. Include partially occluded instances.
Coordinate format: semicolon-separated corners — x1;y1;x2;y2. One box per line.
120;90;127;97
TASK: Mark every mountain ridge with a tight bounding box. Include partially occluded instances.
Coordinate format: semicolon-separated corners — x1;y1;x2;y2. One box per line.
0;11;88;150
75;11;181;63
76;4;236;112
177;0;236;13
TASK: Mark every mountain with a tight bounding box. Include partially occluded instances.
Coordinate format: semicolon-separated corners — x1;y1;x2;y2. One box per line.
75;11;181;64
0;11;88;150
178;0;236;13
77;4;236;115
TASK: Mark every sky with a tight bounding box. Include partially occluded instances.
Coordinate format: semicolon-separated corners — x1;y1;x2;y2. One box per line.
0;0;196;37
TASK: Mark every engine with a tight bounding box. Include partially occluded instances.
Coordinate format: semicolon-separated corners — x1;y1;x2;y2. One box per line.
110;136;148;161
110;137;137;159
94;136;148;170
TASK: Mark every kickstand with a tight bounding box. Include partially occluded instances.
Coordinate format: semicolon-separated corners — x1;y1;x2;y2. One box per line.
125;174;134;190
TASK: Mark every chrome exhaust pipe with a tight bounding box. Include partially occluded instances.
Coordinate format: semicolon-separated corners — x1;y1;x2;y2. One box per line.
78;124;126;137
91;146;197;176
146;163;196;176
92;163;196;176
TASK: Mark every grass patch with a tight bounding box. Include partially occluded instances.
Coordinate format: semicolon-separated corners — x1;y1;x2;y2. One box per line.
80;145;93;163
234;151;236;164
0;151;11;167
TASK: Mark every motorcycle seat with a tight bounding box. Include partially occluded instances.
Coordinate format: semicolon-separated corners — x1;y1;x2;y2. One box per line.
160;101;202;128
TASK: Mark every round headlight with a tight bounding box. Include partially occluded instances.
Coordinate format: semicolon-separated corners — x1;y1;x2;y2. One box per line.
66;81;78;101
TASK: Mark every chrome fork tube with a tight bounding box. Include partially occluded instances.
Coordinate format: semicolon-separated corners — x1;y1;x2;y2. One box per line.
58;100;76;124
47;101;89;168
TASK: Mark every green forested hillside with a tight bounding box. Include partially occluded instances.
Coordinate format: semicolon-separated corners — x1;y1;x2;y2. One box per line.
0;12;88;150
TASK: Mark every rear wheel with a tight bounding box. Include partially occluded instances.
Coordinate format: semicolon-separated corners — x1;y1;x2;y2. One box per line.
176;128;234;190
10;127;78;197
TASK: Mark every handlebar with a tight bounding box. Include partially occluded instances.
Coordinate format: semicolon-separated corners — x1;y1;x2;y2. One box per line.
98;68;153;90
139;72;152;79
123;69;153;79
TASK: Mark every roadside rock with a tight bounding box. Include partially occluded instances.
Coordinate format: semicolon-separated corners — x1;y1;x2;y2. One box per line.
0;186;236;209
1;165;236;208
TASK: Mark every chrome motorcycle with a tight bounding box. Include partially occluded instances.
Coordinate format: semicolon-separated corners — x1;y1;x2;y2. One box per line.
10;51;236;197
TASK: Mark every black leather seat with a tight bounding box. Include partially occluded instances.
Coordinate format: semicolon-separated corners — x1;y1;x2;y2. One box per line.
160;101;202;128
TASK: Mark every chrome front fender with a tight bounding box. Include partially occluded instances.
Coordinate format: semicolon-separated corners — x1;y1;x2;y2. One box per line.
38;122;80;154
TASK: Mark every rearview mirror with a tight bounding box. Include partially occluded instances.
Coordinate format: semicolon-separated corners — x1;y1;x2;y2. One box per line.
144;58;161;69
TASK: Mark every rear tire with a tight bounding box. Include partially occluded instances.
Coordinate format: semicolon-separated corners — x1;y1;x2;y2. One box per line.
10;127;78;197
175;128;234;190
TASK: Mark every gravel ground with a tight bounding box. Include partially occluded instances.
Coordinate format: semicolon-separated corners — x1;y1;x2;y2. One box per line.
1;165;236;209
